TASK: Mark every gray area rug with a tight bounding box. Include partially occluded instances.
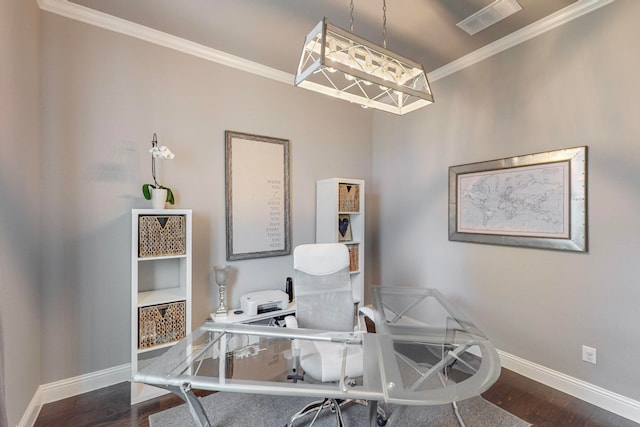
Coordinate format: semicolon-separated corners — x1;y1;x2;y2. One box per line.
149;392;531;427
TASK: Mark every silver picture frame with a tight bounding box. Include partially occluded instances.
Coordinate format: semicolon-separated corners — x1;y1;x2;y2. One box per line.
225;131;291;260
448;146;587;252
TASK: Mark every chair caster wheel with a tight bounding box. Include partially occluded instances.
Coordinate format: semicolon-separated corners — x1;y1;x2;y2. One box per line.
377;414;387;426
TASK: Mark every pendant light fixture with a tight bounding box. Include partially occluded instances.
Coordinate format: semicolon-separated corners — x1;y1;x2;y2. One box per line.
294;0;434;115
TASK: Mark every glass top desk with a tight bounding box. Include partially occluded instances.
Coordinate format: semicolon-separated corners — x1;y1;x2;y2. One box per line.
134;286;501;427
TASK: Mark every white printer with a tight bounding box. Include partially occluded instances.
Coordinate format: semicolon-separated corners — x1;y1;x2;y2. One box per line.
240;290;289;316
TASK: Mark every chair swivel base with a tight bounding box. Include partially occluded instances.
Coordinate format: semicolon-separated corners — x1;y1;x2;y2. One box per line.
285;398;350;427
286;398;386;427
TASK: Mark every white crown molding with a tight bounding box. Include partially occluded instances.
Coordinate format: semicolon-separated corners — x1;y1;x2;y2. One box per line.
429;0;616;81
36;0;292;85
499;349;640;424
38;0;614;87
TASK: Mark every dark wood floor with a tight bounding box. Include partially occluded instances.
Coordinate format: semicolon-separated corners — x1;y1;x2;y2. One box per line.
34;368;638;427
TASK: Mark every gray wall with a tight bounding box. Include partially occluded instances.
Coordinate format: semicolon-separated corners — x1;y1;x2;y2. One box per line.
39;13;372;383
372;0;640;401
0;1;42;425
5;0;639;423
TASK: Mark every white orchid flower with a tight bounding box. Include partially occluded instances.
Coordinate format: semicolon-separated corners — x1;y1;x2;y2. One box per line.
149;145;175;160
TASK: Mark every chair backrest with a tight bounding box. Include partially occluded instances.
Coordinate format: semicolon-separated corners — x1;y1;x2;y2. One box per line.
293;243;354;332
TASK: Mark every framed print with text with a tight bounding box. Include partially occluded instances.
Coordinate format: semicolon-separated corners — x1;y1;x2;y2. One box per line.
225;131;291;260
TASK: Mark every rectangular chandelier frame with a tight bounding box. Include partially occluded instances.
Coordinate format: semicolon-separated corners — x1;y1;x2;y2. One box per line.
295;18;434;115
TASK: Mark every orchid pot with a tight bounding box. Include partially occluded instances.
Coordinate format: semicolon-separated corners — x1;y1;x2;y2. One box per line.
142;133;175;207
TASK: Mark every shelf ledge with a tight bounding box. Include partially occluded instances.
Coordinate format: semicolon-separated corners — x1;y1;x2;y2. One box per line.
137;288;186;307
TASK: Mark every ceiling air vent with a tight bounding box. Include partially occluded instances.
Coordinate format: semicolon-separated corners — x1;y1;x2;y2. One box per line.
457;0;523;35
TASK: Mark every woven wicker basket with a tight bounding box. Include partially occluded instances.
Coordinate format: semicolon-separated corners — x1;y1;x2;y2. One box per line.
347;244;359;272
138;300;186;349
139;215;186;257
338;183;360;212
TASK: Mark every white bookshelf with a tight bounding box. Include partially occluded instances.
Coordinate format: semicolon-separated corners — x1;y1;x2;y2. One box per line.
130;209;192;404
316;178;365;305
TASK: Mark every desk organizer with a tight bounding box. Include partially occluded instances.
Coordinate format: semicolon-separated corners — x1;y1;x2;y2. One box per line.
138;215;186;257
138;300;186;349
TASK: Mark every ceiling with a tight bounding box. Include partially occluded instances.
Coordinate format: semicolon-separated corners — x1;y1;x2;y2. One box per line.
69;0;580;74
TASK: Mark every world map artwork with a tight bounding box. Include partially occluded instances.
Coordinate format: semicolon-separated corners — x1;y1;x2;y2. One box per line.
457;162;569;238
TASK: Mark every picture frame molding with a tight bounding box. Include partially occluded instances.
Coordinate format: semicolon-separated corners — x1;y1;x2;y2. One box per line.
448;146;587;252
225;130;291;260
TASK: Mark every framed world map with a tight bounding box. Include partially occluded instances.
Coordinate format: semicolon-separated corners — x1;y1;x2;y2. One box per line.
448;146;587;252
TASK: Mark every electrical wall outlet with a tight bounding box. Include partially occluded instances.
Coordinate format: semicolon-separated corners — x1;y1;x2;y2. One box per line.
582;345;597;364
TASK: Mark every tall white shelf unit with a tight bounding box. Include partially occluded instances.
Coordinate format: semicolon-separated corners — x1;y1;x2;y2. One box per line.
316;178;365;305
130;209;192;405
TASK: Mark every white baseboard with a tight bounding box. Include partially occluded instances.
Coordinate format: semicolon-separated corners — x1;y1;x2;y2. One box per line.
17;364;131;427
498;350;640;424
18;355;640;426
40;363;130;404
16;389;42;427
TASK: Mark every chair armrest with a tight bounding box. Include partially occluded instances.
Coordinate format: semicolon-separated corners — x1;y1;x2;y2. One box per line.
358;306;375;322
284;315;298;329
283;315;305;383
284;315;301;352
356;305;377;333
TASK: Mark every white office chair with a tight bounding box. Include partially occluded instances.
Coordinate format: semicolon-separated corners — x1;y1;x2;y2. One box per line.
284;243;365;426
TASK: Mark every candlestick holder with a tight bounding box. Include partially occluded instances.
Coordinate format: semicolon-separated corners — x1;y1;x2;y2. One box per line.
214;264;230;318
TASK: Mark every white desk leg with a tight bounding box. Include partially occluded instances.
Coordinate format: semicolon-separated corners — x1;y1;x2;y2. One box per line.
219;334;227;384
385;405;406;426
160;383;211;427
182;384;211;427
368;401;379;427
